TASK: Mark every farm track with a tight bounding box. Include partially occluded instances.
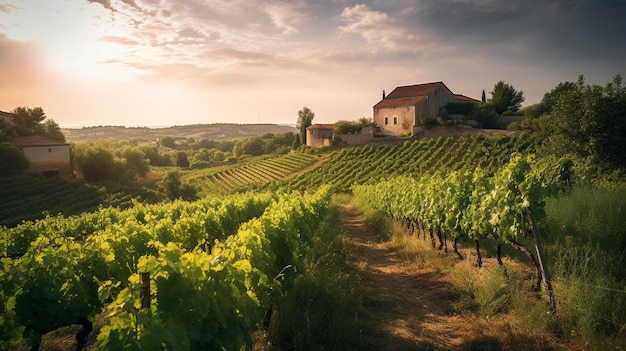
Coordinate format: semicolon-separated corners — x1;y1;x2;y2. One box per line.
339;204;558;351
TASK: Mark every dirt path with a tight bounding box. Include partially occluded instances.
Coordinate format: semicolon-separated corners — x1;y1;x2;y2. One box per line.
339;204;550;351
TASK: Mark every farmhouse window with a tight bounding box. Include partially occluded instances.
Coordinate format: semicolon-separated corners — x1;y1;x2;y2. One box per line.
384;117;388;125
48;148;52;152
393;117;398;125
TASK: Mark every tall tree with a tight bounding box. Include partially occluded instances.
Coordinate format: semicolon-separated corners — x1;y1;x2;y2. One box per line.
489;81;525;114
296;106;314;145
43;119;66;141
481;89;486;103
11;106;46;136
543;75;626;169
9;106;66;141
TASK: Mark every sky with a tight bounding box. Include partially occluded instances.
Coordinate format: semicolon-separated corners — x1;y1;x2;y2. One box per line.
0;0;624;127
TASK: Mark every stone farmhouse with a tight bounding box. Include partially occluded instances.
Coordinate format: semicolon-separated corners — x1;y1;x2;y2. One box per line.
11;135;72;178
373;81;479;136
305;81;480;147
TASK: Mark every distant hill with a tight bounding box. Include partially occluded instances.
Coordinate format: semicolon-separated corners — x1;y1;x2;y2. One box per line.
62;123;297;143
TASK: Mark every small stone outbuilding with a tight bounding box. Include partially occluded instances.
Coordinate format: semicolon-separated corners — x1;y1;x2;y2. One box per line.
11;135;72;177
306;124;335;147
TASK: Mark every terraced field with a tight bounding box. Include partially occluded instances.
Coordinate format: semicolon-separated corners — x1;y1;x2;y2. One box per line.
181;152;321;194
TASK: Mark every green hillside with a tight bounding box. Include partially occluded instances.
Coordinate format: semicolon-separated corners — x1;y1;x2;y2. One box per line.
277;134;537;193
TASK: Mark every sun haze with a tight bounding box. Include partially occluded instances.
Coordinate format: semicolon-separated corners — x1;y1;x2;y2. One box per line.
1;0;624;127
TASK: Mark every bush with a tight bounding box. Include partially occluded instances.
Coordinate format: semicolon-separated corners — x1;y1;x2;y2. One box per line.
420;116;441;129
0;143;29;176
334;120;362;134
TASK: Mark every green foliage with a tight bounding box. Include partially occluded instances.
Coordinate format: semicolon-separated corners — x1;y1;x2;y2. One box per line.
10;106;47;136
549;76;626;169
420;116;441;128
283;134;536;193
333;120;362;134
182;152;319;195
242;136;265;156
120;146;150;177
42;119;66;142
0;143;29;176
296;107;315;145
552;247;626;346
489;80;525;114
517;75;626;172
73;146;118;181
139;146;171;166
268;210;362;350
73;142;157;182
5;106;66;141
161;171;197;201
158;136;177;149
1;190;287;349
544;186;626;273
176;151;189;167
470;102;499;128
352;153;566;272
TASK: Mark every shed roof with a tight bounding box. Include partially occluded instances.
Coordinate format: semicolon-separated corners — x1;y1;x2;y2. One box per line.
12;135;69;147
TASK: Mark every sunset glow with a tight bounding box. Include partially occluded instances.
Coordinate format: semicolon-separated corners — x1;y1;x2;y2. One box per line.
1;0;624;127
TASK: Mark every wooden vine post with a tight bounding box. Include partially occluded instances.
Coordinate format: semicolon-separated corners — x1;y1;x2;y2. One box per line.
526;208;556;312
140;272;151;309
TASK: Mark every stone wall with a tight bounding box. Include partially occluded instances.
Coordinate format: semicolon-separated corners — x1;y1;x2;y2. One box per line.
374;105;415;135
21;145;73;177
334;126;375;146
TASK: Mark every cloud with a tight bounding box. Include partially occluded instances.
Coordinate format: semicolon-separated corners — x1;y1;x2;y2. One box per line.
99;35;140;45
408;0;626;64
0;4;18;13
338;3;422;53
264;1;308;35
86;0;112;11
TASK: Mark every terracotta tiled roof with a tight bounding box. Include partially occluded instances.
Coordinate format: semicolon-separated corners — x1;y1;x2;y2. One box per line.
306;123;335;130
374;82;444;109
454;94;480;103
384;82;443;100
373;96;426;109
11;135;69;147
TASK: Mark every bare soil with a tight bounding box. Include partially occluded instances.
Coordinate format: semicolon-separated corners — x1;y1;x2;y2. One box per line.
339;204;559;351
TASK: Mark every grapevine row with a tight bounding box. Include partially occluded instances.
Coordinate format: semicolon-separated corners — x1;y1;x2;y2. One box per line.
281;134;536;193
183;152;319;194
352;154;572;290
1;187;332;350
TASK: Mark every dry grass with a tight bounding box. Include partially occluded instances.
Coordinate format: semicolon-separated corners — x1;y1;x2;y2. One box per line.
348;204;564;350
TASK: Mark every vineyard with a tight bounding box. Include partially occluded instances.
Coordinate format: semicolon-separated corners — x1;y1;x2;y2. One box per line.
0;177;161;228
352;154;572;301
2;131;625;350
1;187;332;350
181;152;320;195
0;153;319;227
279;134;537;192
